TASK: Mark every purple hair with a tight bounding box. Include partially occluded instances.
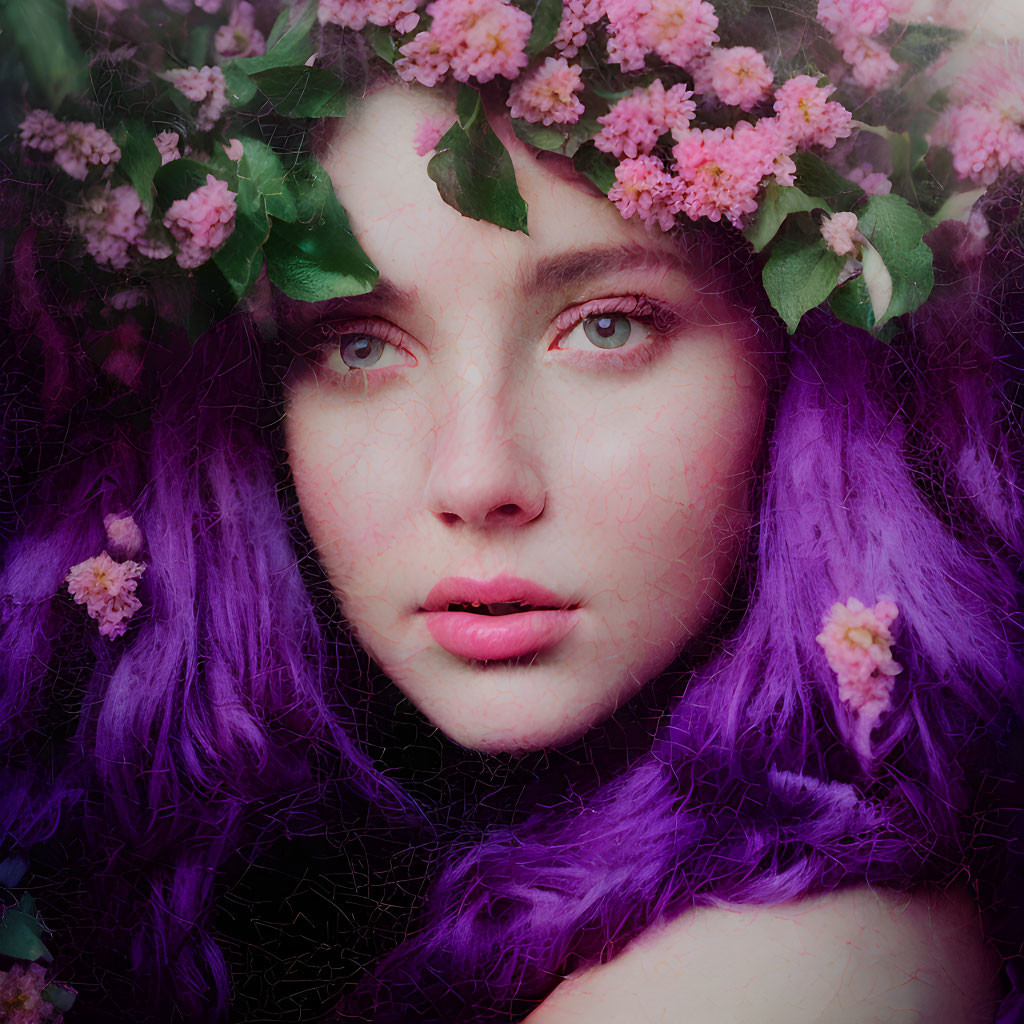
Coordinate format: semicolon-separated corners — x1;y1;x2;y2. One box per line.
1;166;1022;1024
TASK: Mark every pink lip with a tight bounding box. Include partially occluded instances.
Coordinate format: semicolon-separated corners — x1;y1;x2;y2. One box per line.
420;574;581;661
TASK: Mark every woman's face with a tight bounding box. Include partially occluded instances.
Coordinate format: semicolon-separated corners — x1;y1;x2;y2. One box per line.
283;85;767;753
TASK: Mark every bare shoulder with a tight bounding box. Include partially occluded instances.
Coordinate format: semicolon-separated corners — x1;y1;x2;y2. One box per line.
525;885;1001;1024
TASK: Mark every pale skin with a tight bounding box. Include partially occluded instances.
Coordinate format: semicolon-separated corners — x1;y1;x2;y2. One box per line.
282;86;1002;1021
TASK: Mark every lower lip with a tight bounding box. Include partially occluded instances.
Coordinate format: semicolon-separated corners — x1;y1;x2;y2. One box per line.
423;609;581;661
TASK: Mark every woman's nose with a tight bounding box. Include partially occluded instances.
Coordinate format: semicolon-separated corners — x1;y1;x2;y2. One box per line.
422;375;546;530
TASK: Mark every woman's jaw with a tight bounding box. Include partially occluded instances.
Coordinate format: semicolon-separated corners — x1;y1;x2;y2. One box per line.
283;84;767;753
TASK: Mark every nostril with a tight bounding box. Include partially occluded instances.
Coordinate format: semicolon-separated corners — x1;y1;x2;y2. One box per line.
495;504;520;517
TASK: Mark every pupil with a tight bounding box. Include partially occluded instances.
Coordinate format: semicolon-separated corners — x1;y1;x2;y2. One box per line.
583;315;631;349
341;334;382;367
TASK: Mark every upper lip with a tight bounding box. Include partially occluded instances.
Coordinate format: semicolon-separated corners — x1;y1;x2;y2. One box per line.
421;574;573;612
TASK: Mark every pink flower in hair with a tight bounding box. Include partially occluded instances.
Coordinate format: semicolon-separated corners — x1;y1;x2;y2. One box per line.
223;137;245;161
847;162;892;194
162;174;237;269
214;1;267;58
413;114;451;155
608;155;680;230
816;0;907;38
820;211;863;255
52;122;121;181
595;79;695;159
773;75;853;149
195;0;222;12
396;31;452;86
164;65;229;130
0;962;62;1022
19;109;66;153
69;184;150;270
817;596;902;759
932;103;1024;185
692;46;774;110
154;130;181;165
606;0;718;72
319;0;419;31
834;31;900;91
104;511;145;560
433;0;532;83
66;550;146;639
552;0;604;58
507;57;585;125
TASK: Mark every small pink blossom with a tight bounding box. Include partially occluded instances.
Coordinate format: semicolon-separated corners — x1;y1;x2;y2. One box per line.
507;57;585;125
0;963;62;1023
395;31;452;86
608;154;680;230
606;0;718;72
834;30;900;91
214;1;267;58
932;103;1024;185
19;109;66;153
692;46;773;110
104;511;144;560
154;130;181;165
195;0;222;11
164;65;229;130
595;79;695;159
820;211;863;255
413;114;451;156
553;0;604;58
318;0;419;31
222;137;245;161
66;550;146;639
948;42;1024;125
816;596;902;759
162;173;237;269
436;0;532;83
773;75;853;150
69;184;150;270
847;162;892;194
52;122;121;181
816;0;905;38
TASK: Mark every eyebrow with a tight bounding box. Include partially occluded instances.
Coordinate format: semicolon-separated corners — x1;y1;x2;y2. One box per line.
520;243;689;295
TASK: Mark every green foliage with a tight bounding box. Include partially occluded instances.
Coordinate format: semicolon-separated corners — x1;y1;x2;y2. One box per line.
153;159;220;211
0;0;88;109
0;893;52;963
250;67;348;118
41;983;77;1012
366;26;399;64
514;0;563;55
889;22;962;72
263;159;379;301
829;271;874;330
792;152;864;211
512;113;600;157
427;88;529;233
744;182;828;253
114;122;162;213
762;238;846;334
571;144;617;194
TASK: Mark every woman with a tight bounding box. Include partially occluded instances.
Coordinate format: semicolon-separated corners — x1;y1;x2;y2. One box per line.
1;0;1021;1021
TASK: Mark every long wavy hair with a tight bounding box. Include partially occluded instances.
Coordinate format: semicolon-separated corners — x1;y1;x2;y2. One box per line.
1;136;1022;1024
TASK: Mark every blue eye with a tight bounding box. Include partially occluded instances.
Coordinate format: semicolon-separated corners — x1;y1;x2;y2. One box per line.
582;314;632;349
339;334;387;369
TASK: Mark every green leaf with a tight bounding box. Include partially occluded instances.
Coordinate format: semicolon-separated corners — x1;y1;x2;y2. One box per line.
512;118;568;152
855;193;934;325
829;271;874;331
1;0;88;108
153;159;219;211
792;152;864;212
762;238;846;333
237;138;298;221
263;159;379;302
0;896;52;963
514;0;563;55
184;23;214;68
41;983;77;1012
571;144;616;194
223;63;259;107
265;0;318;54
929;187;985;228
250;67;348;118
427;108;529;234
889;22;962;72
456;83;482;129
744;182;828;253
213;200;268;299
366;25;399;64
114;122;162;213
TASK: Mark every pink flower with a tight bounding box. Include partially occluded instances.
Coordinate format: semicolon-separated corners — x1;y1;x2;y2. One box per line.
154;130;181;165
773;75;853;149
318;0;419;31
948;42;1024;124
66;550;146;639
595;79;695;159
396;31;452;86
68;0;134;17
222;137;245;161
19;109;66;153
692;46;773;110
833;30;900;91
214;1;267;58
413;114;451;155
0;963;62;1023
816;0;905;38
195;0;222;11
434;0;532;83
608;155;680;230
164;65;229;130
847;162;892;194
52;122;121;181
507;57;585;125
162;174;237;269
932;103;1024;185
553;0;604;58
606;0;718;72
820;211;863;255
69;184;150;270
104;511;144;560
816;596;902;759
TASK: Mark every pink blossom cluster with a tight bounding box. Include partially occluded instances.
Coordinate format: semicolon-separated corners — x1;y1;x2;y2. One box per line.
816;0;908;91
154;130;182;165
395;0;530;85
162;174;237;269
507;57;585;125
413;114;452;156
595;78;695;159
0;963;62;1024
605;0;718;72
319;0;420;34
691;46;774;111
820;211;863;255
214;1;267;58
552;0;605;58
69;184;171;270
104;511;145;560
847;162;892;195
930;44;1024;185
66;550;147;638
772;75;853;149
163;65;229;130
608;155;681;230
195;0;222;12
19;110;121;181
816;597;902;757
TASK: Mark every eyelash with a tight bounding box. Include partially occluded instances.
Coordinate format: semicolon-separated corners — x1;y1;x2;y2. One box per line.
309;296;688;388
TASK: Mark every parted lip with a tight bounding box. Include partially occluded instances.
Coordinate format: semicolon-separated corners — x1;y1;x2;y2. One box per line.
421;574;573;613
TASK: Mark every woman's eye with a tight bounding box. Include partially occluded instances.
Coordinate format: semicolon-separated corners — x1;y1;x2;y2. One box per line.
339;333;389;369
581;314;633;349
